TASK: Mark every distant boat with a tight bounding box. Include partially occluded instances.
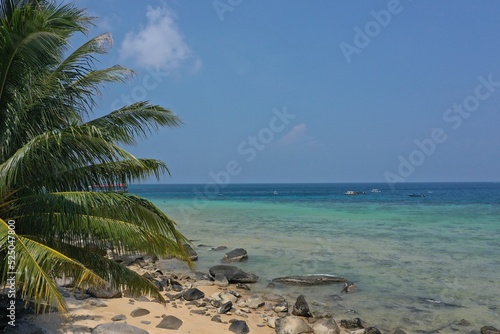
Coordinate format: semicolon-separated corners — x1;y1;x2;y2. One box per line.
273;191;278;195
345;191;365;195
408;193;426;197
371;189;381;193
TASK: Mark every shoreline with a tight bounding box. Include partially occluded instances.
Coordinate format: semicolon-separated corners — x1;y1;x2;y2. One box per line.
10;253;498;334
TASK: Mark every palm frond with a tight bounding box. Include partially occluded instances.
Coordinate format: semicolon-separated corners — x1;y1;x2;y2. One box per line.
84;102;182;145
0;218;106;313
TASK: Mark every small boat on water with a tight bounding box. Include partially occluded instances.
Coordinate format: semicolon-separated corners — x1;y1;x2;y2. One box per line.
408;193;426;197
371;188;381;193
345;190;365;195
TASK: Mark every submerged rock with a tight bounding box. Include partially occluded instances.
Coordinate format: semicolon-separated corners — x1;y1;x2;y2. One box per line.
223;248;248;262
341;281;358;293
481;326;500;334
183;244;198;261
340;318;364;329
272;275;347;285
209;265;259;283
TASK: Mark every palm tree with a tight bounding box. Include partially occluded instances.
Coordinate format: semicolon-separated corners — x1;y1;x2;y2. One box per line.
0;0;191;313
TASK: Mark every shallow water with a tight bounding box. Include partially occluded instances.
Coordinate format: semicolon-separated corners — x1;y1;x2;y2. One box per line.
132;183;500;332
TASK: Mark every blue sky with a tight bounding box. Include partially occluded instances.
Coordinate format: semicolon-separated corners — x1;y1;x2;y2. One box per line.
70;0;500;184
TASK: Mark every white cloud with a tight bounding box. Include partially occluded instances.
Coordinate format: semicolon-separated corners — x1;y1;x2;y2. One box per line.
119;5;200;71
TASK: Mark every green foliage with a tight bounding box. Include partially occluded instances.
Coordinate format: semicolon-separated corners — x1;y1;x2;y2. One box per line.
0;0;191;313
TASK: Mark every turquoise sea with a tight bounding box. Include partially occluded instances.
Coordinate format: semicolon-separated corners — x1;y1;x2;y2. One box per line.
131;183;500;333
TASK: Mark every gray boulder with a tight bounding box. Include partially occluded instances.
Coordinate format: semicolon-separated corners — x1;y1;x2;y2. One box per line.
183;287;205;301
214;273;229;287
312;318;341;334
223;248;248;262
156;315;183;330
92;322;149;334
229;320;250;334
246;293;265;309
183;244;198;261
209;265;259;283
88;286;122;299
481;326;500;334
272;275;346;285
130;308;150;318
218;301;233;314
292;295;312;317
275;316;313;334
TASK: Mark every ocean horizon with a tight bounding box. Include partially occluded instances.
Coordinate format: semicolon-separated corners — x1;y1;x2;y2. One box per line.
130;182;500;333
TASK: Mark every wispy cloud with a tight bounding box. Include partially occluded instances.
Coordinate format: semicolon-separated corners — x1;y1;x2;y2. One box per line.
278;123;325;149
278;123;307;146
119;5;201;71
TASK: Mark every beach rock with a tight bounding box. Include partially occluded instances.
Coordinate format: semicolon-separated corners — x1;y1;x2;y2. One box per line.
392;330;407;334
219;291;239;304
341;281;358;293
246;293;265;309
366;327;382;334
88;286;122;299
266;316;278;328
274;301;288;313
194;272;213;281
92;322;149;334
312;318;341;334
272;275;347;285
275;316;313;334
263;293;286;302
481;326;500;334
111;314;127;321
223;248;248;262
130;308;150;317
214;273;229;287
3;321;54;334
89;299;107;307
218;301;233;314
183;244;198;261
340;318;364;329
292;295;312;317
236;283;251;291
229;320;250;334
211;246;228;251
456;319;471;326
74;292;92;300
183;288;205;301
211;315;222;323
209;265;259;283
156;315;183;330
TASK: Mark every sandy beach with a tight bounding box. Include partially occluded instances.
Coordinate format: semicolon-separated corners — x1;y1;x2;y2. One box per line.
13;258;352;334
29;285;276;334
